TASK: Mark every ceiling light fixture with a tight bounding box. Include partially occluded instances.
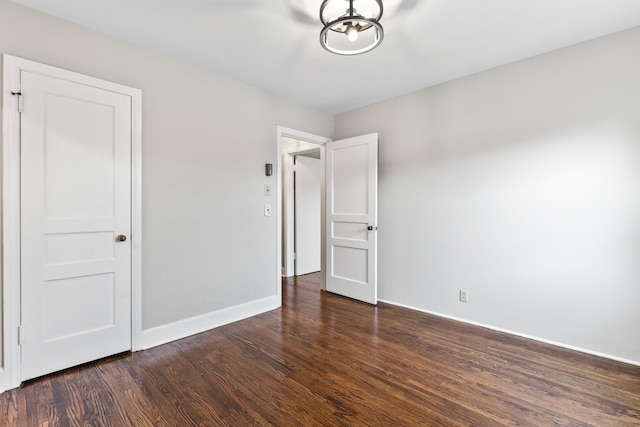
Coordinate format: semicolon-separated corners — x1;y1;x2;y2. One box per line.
319;0;384;56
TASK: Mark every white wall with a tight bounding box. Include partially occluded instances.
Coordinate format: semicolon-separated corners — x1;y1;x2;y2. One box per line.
0;0;333;348
335;27;640;364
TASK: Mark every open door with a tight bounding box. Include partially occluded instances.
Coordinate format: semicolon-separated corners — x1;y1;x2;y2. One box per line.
325;133;378;304
294;154;322;276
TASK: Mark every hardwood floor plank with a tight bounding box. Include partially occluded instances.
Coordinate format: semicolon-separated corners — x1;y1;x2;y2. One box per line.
93;356;161;426
1;272;638;426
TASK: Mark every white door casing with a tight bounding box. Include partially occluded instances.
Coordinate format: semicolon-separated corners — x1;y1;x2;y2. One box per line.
325;133;378;304
2;55;142;390
294;155;321;275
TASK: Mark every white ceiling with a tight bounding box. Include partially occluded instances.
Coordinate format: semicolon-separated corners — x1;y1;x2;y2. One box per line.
11;0;640;114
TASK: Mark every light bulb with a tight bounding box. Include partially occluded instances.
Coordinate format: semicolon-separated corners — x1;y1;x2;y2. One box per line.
346;25;358;42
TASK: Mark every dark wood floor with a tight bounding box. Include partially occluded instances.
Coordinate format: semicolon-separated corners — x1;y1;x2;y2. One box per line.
1;273;639;426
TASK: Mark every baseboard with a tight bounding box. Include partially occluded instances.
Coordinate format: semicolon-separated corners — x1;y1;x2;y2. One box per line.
140;295;281;350
378;299;640;367
0;368;5;394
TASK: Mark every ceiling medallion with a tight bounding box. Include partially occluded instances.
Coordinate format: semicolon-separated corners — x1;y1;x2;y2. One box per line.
319;0;384;56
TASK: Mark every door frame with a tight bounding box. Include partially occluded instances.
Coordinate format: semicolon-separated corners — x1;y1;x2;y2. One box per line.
1;55;143;391
276;126;330;294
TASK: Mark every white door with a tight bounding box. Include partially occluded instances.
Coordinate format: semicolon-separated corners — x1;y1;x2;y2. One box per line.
294;155;321;275
20;70;132;381
325;133;378;304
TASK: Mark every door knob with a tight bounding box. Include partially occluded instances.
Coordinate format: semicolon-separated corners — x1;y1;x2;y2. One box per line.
367;225;377;231
115;235;127;242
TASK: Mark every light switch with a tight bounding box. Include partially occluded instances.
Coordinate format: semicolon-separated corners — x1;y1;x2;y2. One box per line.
264;204;272;216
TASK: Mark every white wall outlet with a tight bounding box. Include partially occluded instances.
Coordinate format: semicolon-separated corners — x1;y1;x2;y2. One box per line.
264;204;272;216
264;184;271;196
459;290;468;303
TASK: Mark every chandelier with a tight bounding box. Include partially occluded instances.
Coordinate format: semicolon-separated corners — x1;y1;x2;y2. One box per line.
319;0;384;56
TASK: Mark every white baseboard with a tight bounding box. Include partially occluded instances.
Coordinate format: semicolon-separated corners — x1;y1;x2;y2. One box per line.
378;299;640;367
0;368;5;394
140;295;281;350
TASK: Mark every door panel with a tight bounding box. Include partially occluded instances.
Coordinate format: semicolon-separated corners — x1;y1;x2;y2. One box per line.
20;71;132;381
325;133;378;304
295;155;322;275
332;143;369;214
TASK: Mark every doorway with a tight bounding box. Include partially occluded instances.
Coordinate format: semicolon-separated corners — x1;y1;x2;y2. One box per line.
281;137;325;279
293;150;321;276
276;127;330;294
276;127;379;305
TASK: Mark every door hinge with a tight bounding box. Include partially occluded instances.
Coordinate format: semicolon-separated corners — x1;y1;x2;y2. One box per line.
11;91;23;112
18;325;23;345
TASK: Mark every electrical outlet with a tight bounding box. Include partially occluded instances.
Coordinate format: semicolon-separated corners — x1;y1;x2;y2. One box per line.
459;290;468;303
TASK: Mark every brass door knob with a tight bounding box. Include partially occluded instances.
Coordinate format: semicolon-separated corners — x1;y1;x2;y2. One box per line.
116;235;127;242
